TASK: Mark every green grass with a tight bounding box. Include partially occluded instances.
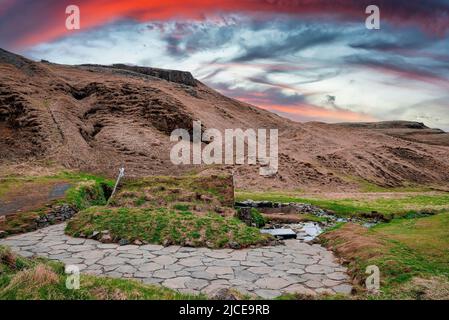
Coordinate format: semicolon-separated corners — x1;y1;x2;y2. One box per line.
320;212;449;299
236;191;449;219
66;207;272;249
372;213;449;275
120;175;233;206
64;180;111;210
250;208;266;228
0;246;203;300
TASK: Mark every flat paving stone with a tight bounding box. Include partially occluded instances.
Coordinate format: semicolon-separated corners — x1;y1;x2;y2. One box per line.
178;258;203;267
0;223;353;299
98;256;126;266
247;267;272;274
185;279;209;290
206;266;233;275
163;277;192;289
283;284;316;296
153;270;177;279
305;264;335;274
255;289;281;299
116;265;137;274
137;262;162;271
327;272;349;281
153;256;177;265
254;277;292;290
332;284;353;294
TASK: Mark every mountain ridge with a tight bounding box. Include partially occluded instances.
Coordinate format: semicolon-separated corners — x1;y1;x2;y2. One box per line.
1;48;449;191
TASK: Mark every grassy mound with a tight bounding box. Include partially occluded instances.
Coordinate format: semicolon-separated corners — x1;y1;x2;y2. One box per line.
110;175;235;214
66;175;271;249
66;207;272;248
319;212;449;299
0;246;203;300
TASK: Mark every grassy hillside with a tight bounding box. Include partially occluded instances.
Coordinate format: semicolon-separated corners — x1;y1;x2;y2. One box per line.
320;212;449;299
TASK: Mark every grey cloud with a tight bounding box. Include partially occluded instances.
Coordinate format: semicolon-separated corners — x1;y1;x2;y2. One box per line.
344;54;449;82
232;28;338;62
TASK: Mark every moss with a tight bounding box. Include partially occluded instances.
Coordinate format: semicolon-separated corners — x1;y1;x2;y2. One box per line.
173;204;190;211
250;208;266;228
65;180;109;210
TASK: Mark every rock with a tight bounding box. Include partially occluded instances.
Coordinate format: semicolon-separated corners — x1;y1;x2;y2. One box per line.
283;284;316;296
133;240;143;245
89;231;100;239
235;207;252;226
184;240;195;247
0;230;7;238
100;234;112;243
118;239;130;246
162;239;172;247
109;64;197;87
332;284;353;295
211;288;239;300
228;242;241;249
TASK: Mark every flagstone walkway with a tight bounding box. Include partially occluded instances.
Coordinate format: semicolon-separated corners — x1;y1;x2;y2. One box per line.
0;223;352;299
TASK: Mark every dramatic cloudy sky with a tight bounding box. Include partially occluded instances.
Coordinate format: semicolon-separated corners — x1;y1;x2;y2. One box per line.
1;0;449;129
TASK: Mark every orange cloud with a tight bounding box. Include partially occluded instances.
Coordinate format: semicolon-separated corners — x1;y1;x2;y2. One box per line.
3;0;449;48
257;104;377;123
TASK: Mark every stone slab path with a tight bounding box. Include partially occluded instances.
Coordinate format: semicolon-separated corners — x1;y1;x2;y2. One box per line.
0;224;352;299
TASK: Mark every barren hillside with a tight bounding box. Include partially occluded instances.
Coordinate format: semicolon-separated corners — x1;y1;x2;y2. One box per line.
1;48;449;191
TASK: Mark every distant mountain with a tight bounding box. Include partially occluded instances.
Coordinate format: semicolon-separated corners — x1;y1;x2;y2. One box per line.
1;48;449;191
337;121;449;147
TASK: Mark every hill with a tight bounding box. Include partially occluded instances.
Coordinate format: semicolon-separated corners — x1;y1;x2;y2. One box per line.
1;48;449;191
